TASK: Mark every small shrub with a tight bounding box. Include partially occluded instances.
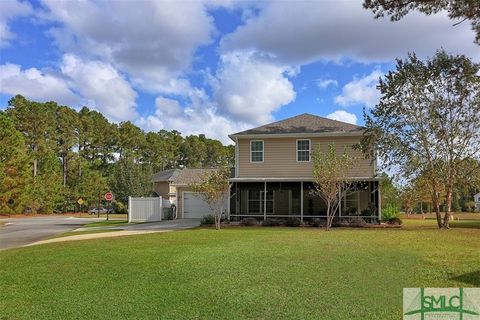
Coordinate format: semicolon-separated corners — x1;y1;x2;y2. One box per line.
285;217;301;227
337;217;367;227
241;218;258;226
382;204;400;221
386;217;402;225
462;201;476;213
262;219;282;227
200;214;215;225
111;200;128;214
309;218;326;227
361;208;371;216
348;216;367;227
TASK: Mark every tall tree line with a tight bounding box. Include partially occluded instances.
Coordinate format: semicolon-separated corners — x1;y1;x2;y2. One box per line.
0;95;234;214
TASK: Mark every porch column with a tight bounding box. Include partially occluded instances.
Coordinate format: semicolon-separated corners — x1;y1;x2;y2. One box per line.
300;181;304;222
264;181;267;221
338;186;342;217
377;181;381;221
227;183;231;220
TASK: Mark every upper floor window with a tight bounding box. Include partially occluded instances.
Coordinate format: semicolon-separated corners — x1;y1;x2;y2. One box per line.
251;140;264;162
297;139;310;162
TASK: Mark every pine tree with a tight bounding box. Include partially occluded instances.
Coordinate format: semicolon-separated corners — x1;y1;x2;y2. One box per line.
0;113;31;214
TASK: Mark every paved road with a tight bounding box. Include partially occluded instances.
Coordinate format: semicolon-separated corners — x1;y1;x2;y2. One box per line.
0;217;101;250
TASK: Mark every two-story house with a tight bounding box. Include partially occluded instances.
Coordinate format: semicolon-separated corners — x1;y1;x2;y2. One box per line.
228;113;381;222
152;113;381;221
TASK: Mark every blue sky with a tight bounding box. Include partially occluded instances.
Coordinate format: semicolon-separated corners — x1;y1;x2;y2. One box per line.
0;0;477;143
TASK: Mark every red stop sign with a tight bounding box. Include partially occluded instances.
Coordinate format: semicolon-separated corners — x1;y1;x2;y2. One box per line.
104;192;113;201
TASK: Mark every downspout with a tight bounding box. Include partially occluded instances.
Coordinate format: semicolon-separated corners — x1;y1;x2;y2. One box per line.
378;181;382;222
235;137;239;177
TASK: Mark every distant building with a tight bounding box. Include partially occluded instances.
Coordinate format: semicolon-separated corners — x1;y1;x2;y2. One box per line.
474;193;480;212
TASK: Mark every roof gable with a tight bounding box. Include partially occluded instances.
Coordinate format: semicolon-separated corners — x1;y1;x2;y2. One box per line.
152;169;181;182
172;168;218;185
230;113;363;137
152;168;222;185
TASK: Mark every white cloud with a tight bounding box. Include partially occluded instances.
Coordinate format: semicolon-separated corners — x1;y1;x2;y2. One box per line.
60;54;137;122
0;58;138;123
40;0;221;94
137;96;249;144
154;97;183;118
326;110;358;125
0;63;79;105
0;0;32;47
335;70;383;108
317;79;338;89
213;50;296;124
222;1;479;64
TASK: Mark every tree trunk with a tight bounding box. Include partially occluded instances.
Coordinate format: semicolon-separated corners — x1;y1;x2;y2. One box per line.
325;202;332;231
432;191;442;229
442;187;453;229
215;211;221;230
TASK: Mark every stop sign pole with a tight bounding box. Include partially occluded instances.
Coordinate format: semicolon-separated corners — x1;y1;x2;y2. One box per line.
104;192;113;221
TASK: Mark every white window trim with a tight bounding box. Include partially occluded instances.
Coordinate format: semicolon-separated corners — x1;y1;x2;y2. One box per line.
250;140;264;163
296;139;311;162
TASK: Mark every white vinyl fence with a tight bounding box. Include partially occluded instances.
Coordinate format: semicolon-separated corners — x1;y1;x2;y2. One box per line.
128;197;171;223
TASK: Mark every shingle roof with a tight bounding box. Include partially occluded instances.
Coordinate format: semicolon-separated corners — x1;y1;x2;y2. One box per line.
152;169;181;182
152;168;220;185
230;113;363;136
173;168;219;185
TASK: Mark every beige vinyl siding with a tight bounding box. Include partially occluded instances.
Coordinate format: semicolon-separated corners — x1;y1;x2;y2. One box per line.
154;182;170;198
237;136;374;178
169;185;177;202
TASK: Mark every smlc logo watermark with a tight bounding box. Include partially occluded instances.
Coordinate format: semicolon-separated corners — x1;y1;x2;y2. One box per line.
404;288;480;319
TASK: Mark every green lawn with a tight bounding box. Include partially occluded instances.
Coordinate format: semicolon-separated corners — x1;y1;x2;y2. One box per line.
1;220;479;319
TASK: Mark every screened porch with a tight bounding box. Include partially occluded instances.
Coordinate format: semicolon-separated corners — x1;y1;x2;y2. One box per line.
229;181;380;222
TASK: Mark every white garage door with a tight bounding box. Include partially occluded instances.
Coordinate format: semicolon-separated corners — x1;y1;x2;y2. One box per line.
183;192;213;219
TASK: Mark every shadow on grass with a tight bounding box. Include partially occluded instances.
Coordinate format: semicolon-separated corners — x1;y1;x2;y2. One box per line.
450;271;480;287
403;219;480;230
449;221;480;229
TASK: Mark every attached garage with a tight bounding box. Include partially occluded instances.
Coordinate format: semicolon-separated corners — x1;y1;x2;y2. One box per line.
152;168;229;219
183;192;213;219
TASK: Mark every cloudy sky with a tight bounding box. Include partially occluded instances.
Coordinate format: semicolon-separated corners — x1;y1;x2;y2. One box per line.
0;0;477;143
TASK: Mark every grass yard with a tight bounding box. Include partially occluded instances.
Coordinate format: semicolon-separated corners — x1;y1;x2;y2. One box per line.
0;220;479;319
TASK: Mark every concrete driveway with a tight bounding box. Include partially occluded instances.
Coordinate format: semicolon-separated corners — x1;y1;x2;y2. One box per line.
0;216;101;250
25;219;203;247
76;218;201;232
0;217;201;250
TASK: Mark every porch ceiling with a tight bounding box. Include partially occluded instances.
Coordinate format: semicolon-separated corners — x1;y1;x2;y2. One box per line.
230;177;382;182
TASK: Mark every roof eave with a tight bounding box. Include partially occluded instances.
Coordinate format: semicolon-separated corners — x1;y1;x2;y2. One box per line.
229;131;365;139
